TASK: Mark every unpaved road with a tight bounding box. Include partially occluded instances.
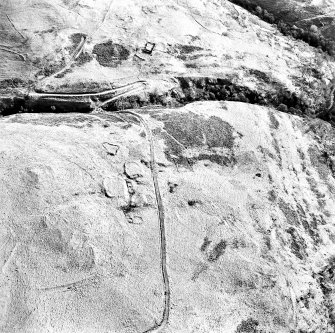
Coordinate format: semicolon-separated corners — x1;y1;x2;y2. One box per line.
91;109;171;333
119;111;171;333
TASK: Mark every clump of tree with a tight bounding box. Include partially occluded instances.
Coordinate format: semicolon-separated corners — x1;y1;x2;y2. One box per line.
175;77;315;117
229;0;335;56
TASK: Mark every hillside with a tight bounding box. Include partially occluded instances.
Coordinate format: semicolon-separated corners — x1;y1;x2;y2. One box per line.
1;1;335;333
1;0;335;119
1;103;335;333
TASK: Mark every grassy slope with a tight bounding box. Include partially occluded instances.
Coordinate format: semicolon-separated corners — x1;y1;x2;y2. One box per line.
0;0;335;119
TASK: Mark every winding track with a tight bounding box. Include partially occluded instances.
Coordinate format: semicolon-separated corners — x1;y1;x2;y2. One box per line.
327;84;335;111
0;47;26;61
116;111;171;333
29;81;147;98
89;108;171;333
4;1;170;329
39;35;87;82
28;81;148;106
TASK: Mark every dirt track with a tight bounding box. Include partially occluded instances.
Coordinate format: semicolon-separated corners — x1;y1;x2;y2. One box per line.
118;111;171;333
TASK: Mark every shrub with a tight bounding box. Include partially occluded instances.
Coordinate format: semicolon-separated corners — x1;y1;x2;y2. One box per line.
263;10;275;24
255;6;262;16
309;32;319;47
288;107;298;114
238;93;249;103
277;103;288;112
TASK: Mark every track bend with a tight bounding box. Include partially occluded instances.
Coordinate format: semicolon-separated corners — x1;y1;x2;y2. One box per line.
38;35;87;82
27;81;148;112
29;81;147;99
